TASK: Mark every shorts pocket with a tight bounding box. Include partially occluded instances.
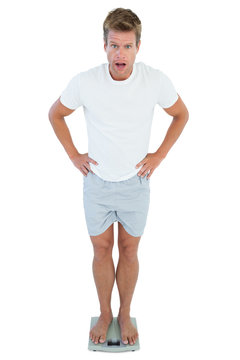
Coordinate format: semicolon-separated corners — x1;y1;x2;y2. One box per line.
83;172;92;192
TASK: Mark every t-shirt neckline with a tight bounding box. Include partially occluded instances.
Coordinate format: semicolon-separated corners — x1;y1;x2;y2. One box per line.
105;62;136;85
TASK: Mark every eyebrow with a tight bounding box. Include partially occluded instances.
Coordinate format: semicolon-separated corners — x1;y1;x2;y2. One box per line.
109;41;133;45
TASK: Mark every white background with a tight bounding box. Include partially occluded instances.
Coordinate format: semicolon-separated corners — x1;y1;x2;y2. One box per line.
1;0;239;359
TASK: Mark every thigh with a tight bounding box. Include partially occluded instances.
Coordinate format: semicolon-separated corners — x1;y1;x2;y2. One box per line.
118;221;141;248
90;223;114;248
83;172;117;236
115;174;150;237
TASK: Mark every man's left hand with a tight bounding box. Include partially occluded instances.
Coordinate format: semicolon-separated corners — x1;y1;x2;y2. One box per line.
135;152;164;179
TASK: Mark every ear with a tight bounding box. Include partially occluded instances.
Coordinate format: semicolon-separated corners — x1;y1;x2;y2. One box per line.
137;40;141;52
103;40;107;51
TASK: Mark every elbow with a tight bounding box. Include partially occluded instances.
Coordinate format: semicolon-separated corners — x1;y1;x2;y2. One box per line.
183;107;189;124
175;109;189;124
48;106;55;123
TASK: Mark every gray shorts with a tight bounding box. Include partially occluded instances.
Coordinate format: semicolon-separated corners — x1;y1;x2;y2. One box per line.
83;172;150;237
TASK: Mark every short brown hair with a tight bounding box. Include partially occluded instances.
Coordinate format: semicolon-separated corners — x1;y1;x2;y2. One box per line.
103;8;142;47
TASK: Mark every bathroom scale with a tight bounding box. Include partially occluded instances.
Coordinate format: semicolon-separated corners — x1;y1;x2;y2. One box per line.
88;316;140;352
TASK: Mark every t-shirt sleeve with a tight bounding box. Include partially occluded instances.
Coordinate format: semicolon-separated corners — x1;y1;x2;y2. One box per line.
60;73;83;110
156;70;179;108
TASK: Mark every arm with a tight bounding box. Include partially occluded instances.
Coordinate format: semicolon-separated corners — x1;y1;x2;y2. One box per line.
48;97;79;159
156;94;189;159
136;95;189;178
48;98;98;176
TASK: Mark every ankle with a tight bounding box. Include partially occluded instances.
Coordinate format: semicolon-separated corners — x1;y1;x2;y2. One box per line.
118;306;130;317
100;308;113;317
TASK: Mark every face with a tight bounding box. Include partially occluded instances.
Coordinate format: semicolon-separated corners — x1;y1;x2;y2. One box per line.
104;30;141;81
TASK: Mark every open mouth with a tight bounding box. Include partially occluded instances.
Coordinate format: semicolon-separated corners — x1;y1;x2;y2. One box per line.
115;62;126;70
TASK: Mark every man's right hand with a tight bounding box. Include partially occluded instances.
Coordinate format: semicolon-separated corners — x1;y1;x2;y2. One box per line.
70;152;98;176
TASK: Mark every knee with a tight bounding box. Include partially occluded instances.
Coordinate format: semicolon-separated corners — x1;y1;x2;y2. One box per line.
119;243;138;263
91;238;113;262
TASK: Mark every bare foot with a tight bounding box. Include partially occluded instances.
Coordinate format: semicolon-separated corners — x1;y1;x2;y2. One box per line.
89;312;113;344
117;312;139;345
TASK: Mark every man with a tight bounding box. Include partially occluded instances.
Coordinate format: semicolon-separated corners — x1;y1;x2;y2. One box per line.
48;8;189;347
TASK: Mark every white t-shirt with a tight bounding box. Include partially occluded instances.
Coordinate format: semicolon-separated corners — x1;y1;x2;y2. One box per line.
60;62;179;181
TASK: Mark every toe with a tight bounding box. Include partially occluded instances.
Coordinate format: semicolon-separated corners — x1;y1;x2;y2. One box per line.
122;336;128;344
99;336;106;343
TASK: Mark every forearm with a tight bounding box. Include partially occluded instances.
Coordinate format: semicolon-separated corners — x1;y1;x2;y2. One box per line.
156;113;189;159
48;115;79;159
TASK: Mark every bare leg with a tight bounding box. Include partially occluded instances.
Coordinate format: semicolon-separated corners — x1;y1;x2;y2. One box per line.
116;222;140;345
89;224;115;344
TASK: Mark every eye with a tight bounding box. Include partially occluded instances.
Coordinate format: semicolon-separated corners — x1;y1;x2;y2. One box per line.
111;44;117;48
126;45;132;48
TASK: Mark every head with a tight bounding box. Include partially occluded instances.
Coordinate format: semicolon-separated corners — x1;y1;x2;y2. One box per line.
103;8;142;81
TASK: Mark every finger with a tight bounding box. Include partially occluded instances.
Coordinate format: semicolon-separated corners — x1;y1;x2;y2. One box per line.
136;163;144;169
136;161;144;168
146;170;153;179
85;165;95;174
88;158;99;165
139;168;151;177
137;165;147;175
81;166;90;176
137;157;148;167
137;169;146;176
135;159;145;168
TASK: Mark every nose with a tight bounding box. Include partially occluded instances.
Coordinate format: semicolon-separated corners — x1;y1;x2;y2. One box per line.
116;46;126;58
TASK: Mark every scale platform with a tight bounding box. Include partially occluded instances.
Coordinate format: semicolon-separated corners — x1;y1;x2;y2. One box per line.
88;316;140;352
